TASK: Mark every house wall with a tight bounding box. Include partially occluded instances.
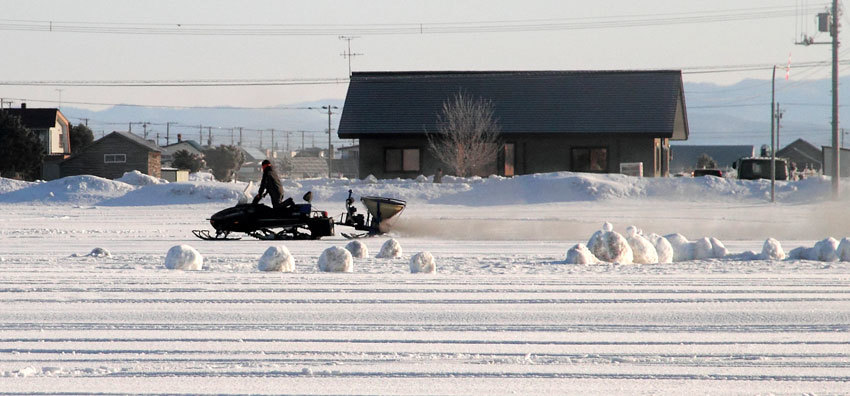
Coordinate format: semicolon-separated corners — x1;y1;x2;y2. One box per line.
60;136;159;179
358;134;663;179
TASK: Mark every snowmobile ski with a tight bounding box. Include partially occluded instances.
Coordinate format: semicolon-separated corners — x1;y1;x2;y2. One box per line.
192;229;241;241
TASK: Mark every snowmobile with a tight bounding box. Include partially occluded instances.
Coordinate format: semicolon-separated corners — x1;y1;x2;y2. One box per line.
192;191;335;241
336;189;407;239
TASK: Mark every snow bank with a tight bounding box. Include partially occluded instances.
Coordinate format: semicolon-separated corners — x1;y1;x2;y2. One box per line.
318;246;353;272
164;245;203;270
0;177;32;194
98;182;245;206
761;238;785;260
409;251;436;273
258;246;295;272
0;175;134;205
115;170;165;186
377;238;403;259
587;225;633;264
565;244;596;265
345;240;369;258
189;172;216;182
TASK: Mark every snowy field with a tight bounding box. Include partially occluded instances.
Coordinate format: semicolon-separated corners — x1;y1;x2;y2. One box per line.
1;172;850;394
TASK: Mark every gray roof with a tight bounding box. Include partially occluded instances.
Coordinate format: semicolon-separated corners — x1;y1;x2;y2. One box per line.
108;131;162;152
164;140;203;152
338;70;688;139
241;147;267;162
671;145;753;172
290;157;328;177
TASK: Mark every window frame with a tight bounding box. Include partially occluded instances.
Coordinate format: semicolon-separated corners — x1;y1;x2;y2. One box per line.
570;147;608;173
384;147;421;173
104;154;127;164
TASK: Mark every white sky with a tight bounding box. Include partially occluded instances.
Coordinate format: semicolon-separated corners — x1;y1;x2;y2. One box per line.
0;0;840;109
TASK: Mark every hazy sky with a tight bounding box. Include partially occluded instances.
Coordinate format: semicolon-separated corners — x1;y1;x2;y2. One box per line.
0;0;839;110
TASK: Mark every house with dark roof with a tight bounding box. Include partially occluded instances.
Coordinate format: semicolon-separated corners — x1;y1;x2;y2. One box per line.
776;138;821;172
2;104;72;179
670;145;754;173
160;139;204;167
60;131;162;179
338;70;689;179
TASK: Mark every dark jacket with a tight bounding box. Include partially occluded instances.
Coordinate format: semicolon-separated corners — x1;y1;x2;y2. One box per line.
257;166;284;207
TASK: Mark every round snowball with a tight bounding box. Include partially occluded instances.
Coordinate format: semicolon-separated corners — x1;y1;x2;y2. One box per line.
345;240;369;258
692;237;713;260
377;238;403;259
814;237;839;262
837;238;850;261
165;245;203;270
761;238;786;260
258;246;295;272
709;237;729;258
664;233;693;262
409;251;436;273
648;233;673;264
88;247;111;258
588;230;633;264
318;246;353;273
602;222;614;232
565;243;597;265
627;233;658;264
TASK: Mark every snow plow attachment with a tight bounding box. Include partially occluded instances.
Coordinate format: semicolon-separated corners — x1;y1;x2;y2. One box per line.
337;190;406;239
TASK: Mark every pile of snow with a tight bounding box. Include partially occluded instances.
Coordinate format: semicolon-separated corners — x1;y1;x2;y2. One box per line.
318;246;353;272
98;182;245;206
625;226;658;265
838;238;850;261
647;233;673;263
189;172;216;182
377;238;403;259
790;237;840;261
115;170;165;186
88;247;111;258
0;175;134;205
345;240;369;258
761;238;786;260
565;244;596;265
587;223;633;264
0;177;32;194
665;233;694;262
258;246;295;272
164;245;203;270
409;251;436;273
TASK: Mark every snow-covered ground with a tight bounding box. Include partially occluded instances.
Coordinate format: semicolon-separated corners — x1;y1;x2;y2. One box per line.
1;172;850;394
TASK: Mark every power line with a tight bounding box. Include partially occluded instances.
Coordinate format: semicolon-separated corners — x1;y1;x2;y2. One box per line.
0;5;821;36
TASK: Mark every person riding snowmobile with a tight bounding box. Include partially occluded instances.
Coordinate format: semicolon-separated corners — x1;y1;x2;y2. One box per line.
253;159;285;209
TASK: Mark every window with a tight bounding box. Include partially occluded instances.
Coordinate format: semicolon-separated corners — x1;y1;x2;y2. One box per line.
571;147;607;172
385;148;420;172
104;154;127;163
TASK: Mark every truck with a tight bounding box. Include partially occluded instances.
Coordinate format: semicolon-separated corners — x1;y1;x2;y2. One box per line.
733;157;789;180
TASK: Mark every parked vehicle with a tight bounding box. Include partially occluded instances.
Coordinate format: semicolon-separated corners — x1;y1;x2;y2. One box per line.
733;157;788;180
692;168;723;177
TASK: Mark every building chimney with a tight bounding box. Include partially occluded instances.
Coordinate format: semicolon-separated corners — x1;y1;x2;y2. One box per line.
21;102;26;109
177;133;182;142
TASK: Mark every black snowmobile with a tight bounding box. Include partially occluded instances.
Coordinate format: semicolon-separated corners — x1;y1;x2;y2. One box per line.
192;192;334;241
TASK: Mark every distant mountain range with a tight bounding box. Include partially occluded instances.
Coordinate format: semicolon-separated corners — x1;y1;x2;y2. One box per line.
55;75;850;150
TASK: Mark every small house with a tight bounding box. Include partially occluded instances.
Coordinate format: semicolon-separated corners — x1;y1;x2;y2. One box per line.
777;138;821;172
60;131;162;179
338;70;689;179
2;104;71;179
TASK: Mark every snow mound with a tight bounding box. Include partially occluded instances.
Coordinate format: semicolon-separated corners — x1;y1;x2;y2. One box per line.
0;175;134;205
318;246;353;272
377;238;403;259
565;244;597;265
116;170;165;186
0;177;32;194
258;246;295;272
409;251;436;273
189;172;216;182
625;226;657;264
364;174;378;184
648;233;673;263
813;237;839;262
761;238;785;260
164;245;203;270
88;247;111;258
665;233;694;262
345;240;369;258
837;238;850;261
692;238;713;260
415;175;428;183
587;226;633;264
99;182;245;206
710;237;729;258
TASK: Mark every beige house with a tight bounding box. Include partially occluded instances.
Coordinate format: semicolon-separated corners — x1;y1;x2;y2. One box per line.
3;104;71;179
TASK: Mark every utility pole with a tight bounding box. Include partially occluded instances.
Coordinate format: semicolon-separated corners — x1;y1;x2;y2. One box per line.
798;1;841;197
301;131;305;150
128;122;133;133
775;103;784;149
286;131;290;153
79;118;89;127
142;122;149;139
198;125;203;145
270;129;275;151
207;126;212;146
238;127;243;147
771;65;777;203
230;128;234;145
339;35;363;77
166;122;176;146
260;129;264;149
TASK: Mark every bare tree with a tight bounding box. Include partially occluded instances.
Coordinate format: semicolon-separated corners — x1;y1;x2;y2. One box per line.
427;92;502;177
